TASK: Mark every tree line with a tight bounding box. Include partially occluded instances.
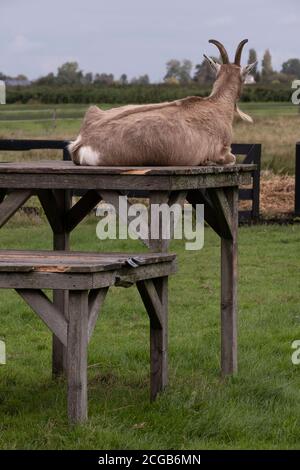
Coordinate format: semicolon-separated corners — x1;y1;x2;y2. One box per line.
1;48;299;87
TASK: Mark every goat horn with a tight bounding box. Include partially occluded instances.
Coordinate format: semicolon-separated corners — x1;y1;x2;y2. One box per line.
208;39;229;64
234;39;248;65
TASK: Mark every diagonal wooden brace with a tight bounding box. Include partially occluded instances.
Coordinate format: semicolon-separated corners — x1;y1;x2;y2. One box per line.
136;279;163;329
0;189;32;228
16;288;68;346
88;287;109;342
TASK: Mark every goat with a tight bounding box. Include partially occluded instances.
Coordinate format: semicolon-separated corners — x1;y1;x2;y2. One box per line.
69;39;257;166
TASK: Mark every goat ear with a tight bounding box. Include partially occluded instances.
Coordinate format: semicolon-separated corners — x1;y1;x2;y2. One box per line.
241;61;257;78
203;54;221;74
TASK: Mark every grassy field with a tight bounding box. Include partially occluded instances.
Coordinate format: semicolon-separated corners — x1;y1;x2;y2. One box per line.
0;102;299;173
0;217;299;449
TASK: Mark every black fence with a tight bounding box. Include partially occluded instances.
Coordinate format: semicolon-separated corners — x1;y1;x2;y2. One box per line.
231;143;261;221
0;139;261;220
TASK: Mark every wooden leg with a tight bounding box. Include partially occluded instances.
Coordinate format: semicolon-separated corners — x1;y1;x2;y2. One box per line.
137;276;168;401
146;191;172;399
221;187;238;376
67;290;89;424
52;190;71;376
150;276;168;400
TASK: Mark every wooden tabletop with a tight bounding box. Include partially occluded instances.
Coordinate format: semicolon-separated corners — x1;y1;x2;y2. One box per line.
0;160;255;175
0;161;255;190
0;250;176;273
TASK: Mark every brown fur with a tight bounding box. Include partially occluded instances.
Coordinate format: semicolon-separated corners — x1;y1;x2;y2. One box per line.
69;63;251;166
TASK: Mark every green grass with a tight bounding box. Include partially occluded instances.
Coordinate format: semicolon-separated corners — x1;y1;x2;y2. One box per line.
0;219;299;449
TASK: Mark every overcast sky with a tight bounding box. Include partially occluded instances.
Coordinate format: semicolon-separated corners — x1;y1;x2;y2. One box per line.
0;0;299;81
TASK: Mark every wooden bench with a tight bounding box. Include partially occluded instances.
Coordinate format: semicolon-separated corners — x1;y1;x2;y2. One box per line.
0;250;176;423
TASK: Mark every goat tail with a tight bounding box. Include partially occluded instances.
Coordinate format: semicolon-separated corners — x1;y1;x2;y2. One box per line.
235;105;253;123
68;135;82;165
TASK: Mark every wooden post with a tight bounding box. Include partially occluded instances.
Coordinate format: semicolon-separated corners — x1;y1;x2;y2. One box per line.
148;191;170;399
221;187;238;376
52;189;71;376
67;290;89;424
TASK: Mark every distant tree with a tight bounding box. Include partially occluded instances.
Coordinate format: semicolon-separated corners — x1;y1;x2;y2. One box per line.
281;58;300;77
193;56;219;84
119;73;128;85
164;76;179;85
248;48;258;76
178;59;192;85
83;72;93;84
130;74;150;85
56;62;83;85
164;59;192;85
35;72;56;86
247;48;260;82
94;73;114;85
0;72;8;80
261;49;273;82
164;59;181;82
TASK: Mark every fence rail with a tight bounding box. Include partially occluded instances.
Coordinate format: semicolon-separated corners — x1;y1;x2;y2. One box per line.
0;139;261;220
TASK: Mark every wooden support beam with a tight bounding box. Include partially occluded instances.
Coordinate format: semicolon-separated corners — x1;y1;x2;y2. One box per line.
0;190;6;204
16;288;68;346
148;191;170;252
98;190;150;248
37;189;64;233
187;189;223;238
137;279;163;329
52;189;71;376
65;190;102;232
67;290;89;423
207;188;233;240
88;287;108;342
220;187;238;376
0;189;32;228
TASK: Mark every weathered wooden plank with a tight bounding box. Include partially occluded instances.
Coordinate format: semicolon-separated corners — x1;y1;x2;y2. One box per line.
207;188;233;240
67;290;89;423
187;189;223;238
137;279;163;329
16;289;68;346
151;277;168;401
0;250;175;271
52;189;71;376
66;190;102;232
88;287;109;341
148;191;171;252
0;190;6;203
0;271;114;290
0;172;253;191
37;189;64;233
0;160;256;174
220;187;238;376
0;189;32;228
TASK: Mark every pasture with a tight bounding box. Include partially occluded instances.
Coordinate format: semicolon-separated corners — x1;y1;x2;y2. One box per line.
0;218;299;450
0;102;299;173
0;101;299;450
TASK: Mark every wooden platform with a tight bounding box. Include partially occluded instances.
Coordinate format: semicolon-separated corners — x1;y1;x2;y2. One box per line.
0;160;254;190
0;249;176;423
0;161;256;390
